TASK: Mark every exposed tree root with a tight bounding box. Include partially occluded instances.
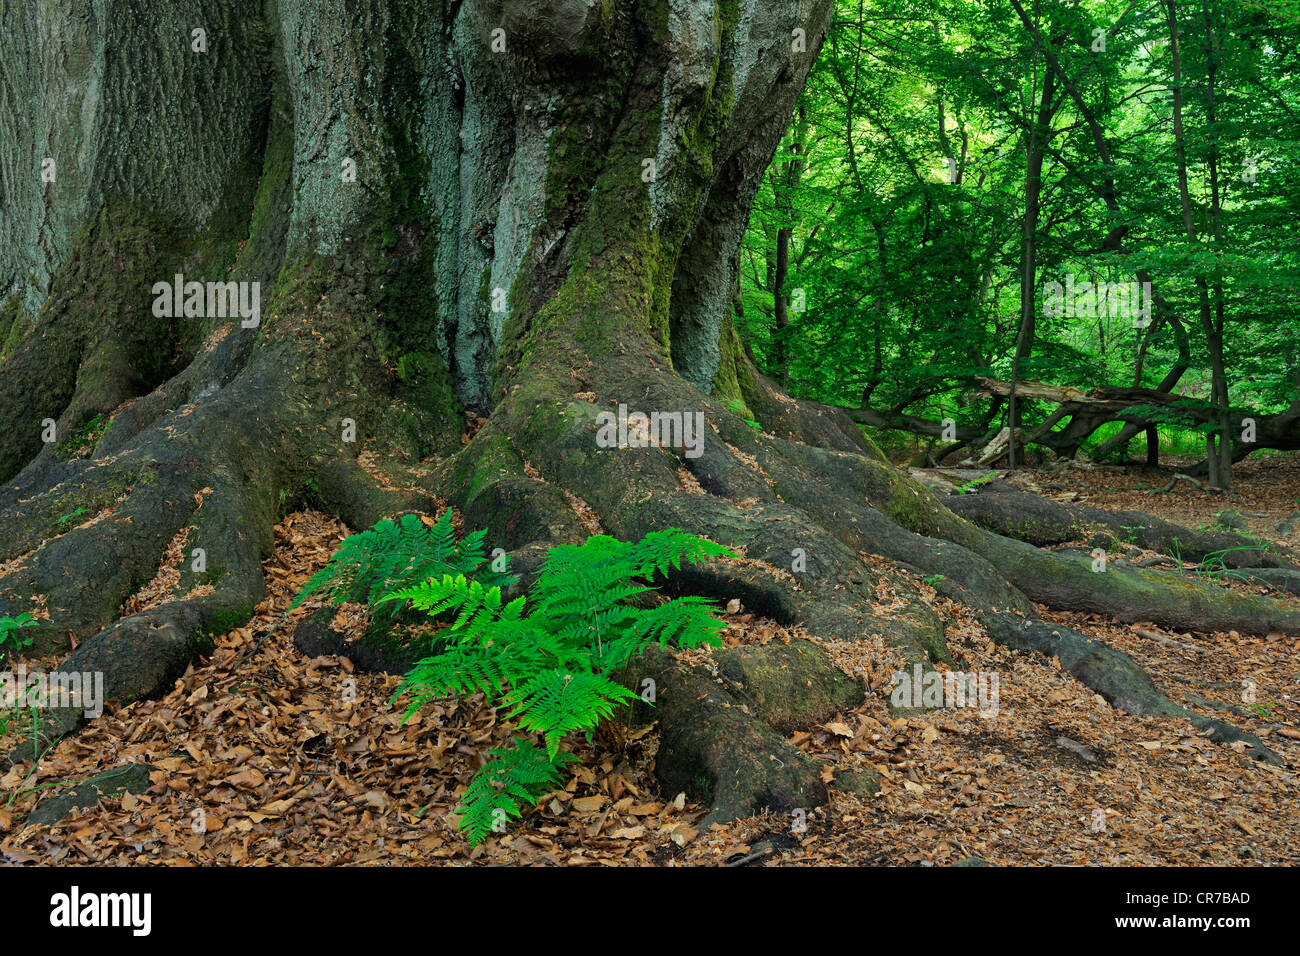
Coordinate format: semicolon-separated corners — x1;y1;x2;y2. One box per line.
943;480;1289;568
0;253;435;762
624;646;874;827
5;328;1285;805
422;347;1286;781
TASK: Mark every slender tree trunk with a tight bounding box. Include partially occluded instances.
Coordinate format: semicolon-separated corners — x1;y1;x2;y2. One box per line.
862;218;888;408
771;105;807;388
773;225;791;386
1008;40;1057;470
1168;0;1231;489
1203;0;1233;485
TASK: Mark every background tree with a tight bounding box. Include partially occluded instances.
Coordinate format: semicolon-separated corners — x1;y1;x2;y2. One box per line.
738;0;1299;478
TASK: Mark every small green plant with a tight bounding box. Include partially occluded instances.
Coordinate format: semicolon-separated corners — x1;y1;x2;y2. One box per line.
1247;701;1282;721
1197;553;1229;582
0;701;71;807
956;472;997;494
0;614;40;766
0;612;36;651
383;528;734;844
0;702;33;747
1119;524;1146;544
1193;546;1261;584
922;573;946;585
56;414;109;459
727;399;762;429
56;507;90;528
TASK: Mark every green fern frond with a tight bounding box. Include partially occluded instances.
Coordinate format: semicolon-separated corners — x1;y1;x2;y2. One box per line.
381;573;494;624
395;644;514;713
389;527;734;845
597;596;727;671
627;528;736;578
394;621;560;713
456;739;575;845
504;670;638;758
290;512;516;624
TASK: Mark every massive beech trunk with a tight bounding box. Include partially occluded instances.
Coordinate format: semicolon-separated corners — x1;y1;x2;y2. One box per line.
0;0;1292;827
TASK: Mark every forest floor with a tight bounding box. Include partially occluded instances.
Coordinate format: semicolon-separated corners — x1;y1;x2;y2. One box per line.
1;455;1297;866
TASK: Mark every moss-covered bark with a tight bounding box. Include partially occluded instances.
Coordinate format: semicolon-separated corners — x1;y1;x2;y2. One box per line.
945;480;1290;569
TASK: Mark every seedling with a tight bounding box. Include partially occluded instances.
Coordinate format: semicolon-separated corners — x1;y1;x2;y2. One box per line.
57;507;90;528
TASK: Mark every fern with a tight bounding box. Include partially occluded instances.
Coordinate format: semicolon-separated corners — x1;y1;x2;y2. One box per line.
379;526;734;845
457;740;576;845
601;595;727;670
290;511;515;630
505;670;639;758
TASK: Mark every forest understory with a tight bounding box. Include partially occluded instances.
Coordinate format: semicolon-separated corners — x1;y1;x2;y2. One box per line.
3;454;1295;867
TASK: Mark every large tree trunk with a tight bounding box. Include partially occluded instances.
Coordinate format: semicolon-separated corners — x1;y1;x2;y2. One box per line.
0;0;1290;828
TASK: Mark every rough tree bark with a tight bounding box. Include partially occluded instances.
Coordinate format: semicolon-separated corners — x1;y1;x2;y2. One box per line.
0;0;1291;827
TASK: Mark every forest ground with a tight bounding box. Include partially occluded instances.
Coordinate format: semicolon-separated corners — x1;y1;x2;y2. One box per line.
1;454;1297;866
